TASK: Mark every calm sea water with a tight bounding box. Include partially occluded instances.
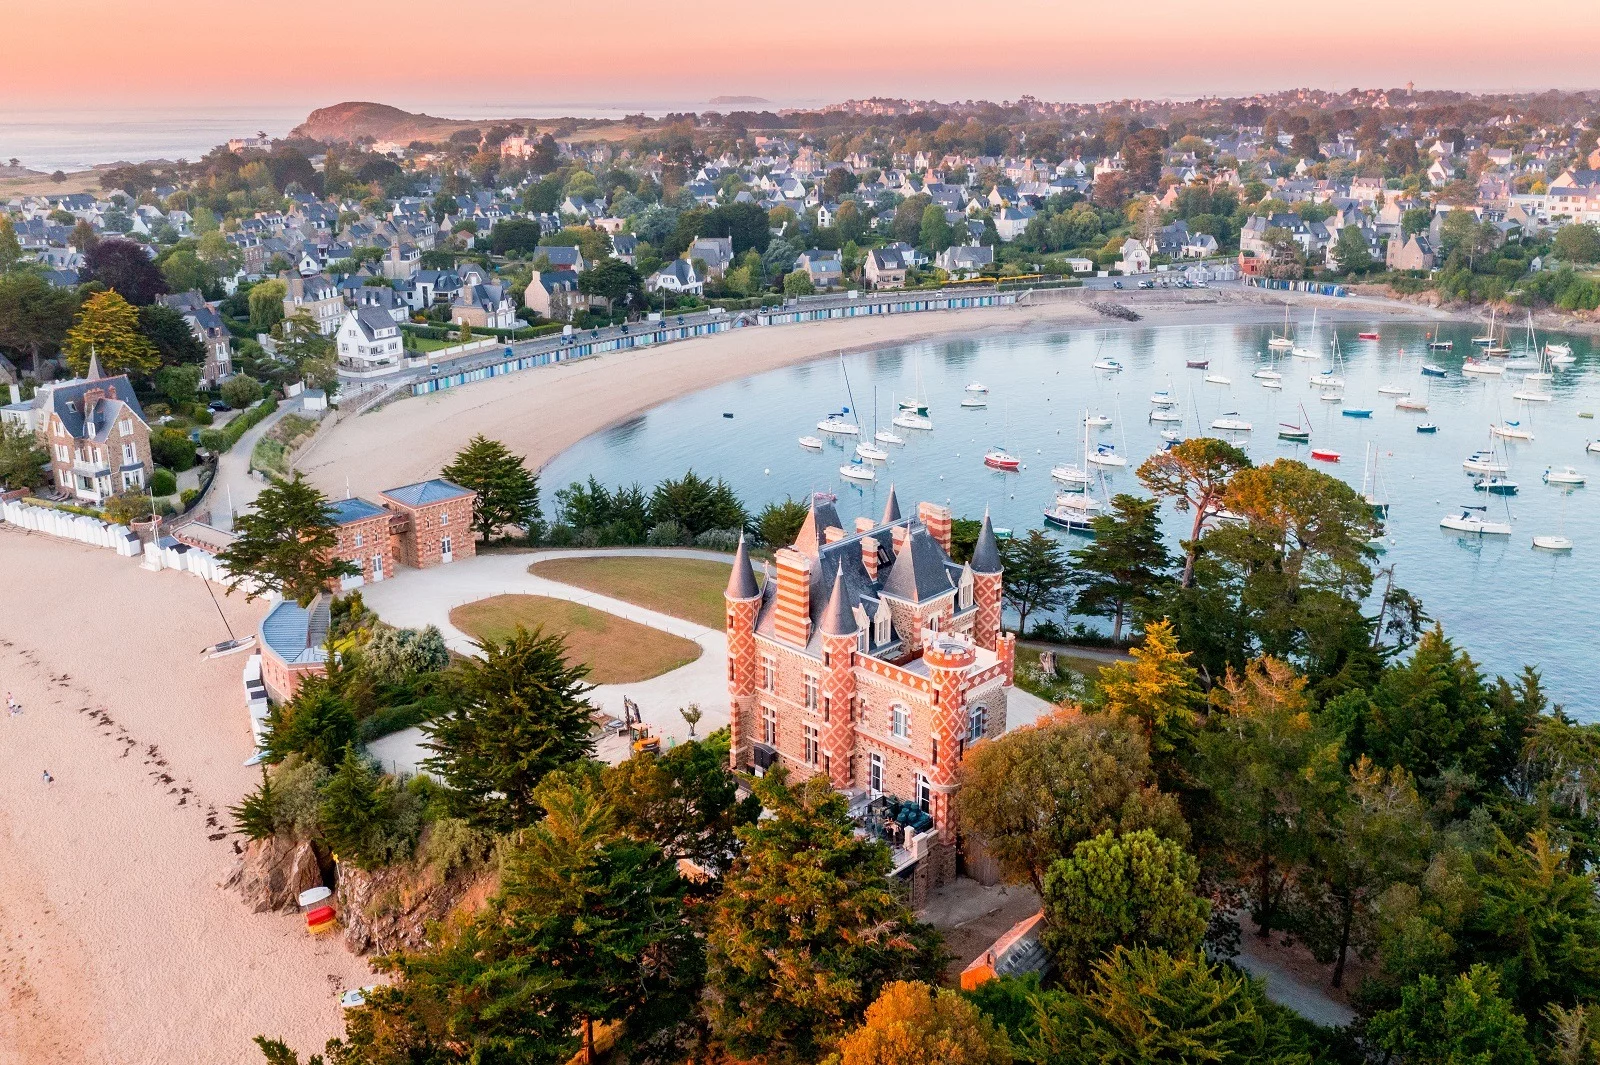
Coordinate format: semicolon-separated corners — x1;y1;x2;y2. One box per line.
544;318;1600;716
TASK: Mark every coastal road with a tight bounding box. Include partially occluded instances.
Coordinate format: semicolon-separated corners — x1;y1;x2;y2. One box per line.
208;395;300;531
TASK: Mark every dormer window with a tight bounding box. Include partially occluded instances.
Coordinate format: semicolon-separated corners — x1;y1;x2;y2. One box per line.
959;566;975;609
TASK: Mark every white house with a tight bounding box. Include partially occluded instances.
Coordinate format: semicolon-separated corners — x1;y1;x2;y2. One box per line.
647;259;705;295
335;307;405;379
1115;238;1151;275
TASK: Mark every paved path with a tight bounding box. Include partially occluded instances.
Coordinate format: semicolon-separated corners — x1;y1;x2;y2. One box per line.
363;548;733;774
1234;935;1355;1028
362;546;1045;774
209;396;300;532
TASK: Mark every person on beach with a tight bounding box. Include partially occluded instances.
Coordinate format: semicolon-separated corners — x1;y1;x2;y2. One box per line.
42;770;53;784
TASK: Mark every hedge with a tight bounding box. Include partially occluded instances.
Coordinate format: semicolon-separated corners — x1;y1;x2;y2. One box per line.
202;396;279;454
402;321;565;343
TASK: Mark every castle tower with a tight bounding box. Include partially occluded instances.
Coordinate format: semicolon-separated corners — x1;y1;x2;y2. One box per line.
817;566;859;790
970;513;1004;652
922;632;976;847
724;535;762;771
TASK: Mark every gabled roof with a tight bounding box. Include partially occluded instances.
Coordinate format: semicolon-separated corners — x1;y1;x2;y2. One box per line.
381;477;473;507
327;497;389;526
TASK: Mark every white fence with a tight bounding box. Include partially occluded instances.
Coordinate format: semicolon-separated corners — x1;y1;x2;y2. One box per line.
1;499;227;580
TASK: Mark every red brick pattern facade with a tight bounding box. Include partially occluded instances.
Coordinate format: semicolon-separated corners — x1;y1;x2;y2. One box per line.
973;572;1003;651
382;493;476;569
332;514;396;585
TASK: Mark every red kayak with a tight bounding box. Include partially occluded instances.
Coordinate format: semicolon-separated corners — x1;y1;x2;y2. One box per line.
1358;331;1380;340
1311;448;1341;462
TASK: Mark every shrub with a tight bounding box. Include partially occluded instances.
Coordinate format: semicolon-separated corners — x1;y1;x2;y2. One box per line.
180;487;200;511
199;429;228;452
364;625;451;684
694;527;741;550
150;467;178;496
647;520;688;546
418;816;495;881
220;374;264;409
150;427;197;471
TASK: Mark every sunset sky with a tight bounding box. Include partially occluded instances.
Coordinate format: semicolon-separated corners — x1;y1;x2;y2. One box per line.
6;0;1599;111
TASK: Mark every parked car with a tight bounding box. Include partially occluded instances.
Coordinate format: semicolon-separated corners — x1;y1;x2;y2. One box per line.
208;400;230;413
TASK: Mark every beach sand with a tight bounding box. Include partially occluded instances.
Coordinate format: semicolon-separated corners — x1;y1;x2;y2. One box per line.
0;529;373;1065
298;288;1447;500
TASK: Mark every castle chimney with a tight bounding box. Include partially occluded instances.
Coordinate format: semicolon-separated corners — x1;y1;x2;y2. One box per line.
861;535;880;581
854;516;875;534
918;501;952;556
891;525;912;556
772;548;813;647
823;526;846;545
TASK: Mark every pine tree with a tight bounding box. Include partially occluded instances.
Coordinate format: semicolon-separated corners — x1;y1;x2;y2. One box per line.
1000;529;1073;636
423;625;594;832
230;767;282;841
707;770;945;1064
217;472;357;606
1071;494;1173;643
0;419;48;491
318;746;392;869
63;289;161;378
441;434;541;542
1095;619;1203;771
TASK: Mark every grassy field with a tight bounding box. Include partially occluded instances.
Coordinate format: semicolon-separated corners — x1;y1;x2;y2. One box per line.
529;555;760;631
1013;643;1119;705
449;594;701;684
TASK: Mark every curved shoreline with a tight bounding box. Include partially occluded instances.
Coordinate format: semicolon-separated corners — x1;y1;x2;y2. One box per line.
298;288;1457;500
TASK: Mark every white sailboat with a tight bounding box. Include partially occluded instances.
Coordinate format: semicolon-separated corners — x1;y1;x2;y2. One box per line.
1052;417;1095;489
1534;489;1575;550
898;354;932;415
1289;307;1317;359
1268;303;1295;350
872;390;904;444
1490;420;1533;441
1440;505;1513;536
1544;466;1586;485
840;458;877;482
1472;307;1497;346
1211;413;1252;432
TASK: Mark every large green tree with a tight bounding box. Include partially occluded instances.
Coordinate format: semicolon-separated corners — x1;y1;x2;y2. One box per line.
63;289;161;378
1070;494;1172;643
955;711;1187;894
440;434;541;542
0;272;78;374
1000;529;1073;636
1136;437;1251;587
1368;965;1537;1065
0;419;47;490
216;472;358;605
706;770;944;1064
1041;829;1210;986
423;625;594;832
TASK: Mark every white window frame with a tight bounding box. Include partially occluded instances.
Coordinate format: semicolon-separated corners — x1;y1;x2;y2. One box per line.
869;752;883;795
803;724;820;766
917;773;931;813
890;704;910;741
761;656;775;690
762;704;777;746
967;704;986;743
802;673;819;711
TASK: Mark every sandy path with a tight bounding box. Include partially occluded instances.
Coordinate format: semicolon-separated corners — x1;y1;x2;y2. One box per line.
298;289;1445;501
0;529;373;1065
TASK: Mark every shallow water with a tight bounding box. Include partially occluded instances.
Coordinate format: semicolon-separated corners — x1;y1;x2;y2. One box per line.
545;317;1600;715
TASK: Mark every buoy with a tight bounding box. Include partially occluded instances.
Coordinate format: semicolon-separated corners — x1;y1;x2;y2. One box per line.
764;468;770;475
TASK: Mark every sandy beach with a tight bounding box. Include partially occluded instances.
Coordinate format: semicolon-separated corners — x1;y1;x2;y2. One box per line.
0;530;373;1065
297;288;1451;499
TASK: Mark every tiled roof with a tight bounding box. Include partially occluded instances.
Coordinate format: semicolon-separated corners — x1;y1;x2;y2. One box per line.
382;478;472;507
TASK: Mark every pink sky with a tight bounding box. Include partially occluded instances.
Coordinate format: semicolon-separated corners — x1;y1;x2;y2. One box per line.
6;0;1598;109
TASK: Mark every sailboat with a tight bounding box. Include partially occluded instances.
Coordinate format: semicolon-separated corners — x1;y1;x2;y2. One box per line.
1490;420;1533;441
1362;444;1389;518
1278;404;1312;442
1289;307;1317;359
817;354;864;435
1052;417;1095;489
1210;412;1252;432
897;354;932;416
1441;505;1513;536
1268;303;1295;350
1088;442;1127;468
872;390;904;445
1472;307;1497;346
1310;333;1346;389
839;456;876;482
1485;312;1511;357
1534;489;1575;550
1044;491;1103;533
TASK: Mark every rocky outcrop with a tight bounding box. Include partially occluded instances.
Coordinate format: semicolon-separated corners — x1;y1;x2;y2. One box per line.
335;863;494;956
223;837;324;912
291;102;506;146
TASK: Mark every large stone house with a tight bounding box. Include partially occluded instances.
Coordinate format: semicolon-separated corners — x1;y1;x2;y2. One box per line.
1386;232;1436;272
281;273;345;335
2;355;152;503
725;492;1015;900
157;290;234;385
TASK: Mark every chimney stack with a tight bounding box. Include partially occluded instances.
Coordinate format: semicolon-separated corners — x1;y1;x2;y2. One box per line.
772;548;813;647
918;501;952;556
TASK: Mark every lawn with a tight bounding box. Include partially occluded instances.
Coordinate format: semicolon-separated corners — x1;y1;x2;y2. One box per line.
1013;643;1118;705
528;555;761;631
449;594;701;684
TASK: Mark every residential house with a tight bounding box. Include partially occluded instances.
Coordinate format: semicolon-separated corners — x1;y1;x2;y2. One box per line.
282;273;345;335
864;247;907;289
380;479;476;568
1115;238;1151;275
157;291;234;385
257;595;331;703
936;245;994;276
611;234;638;265
1386;232;1436;272
646;258;705;296
992;205;1035;242
328;496;396;588
335;306;405;378
795;249;843;289
535;245;587;274
451;266;517;329
524;269;583;319
689;235;736;278
15;355;152;503
724;495;1015;901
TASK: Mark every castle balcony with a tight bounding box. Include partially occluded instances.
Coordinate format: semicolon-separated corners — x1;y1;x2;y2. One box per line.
847;790;939;874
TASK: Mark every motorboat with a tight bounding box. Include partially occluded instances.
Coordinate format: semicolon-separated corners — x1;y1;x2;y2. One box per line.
1043;492;1102;533
1160;429;1182;443
960;396;988;408
1473;477;1519;495
1204;373;1232;385
1440;506;1512;536
1417;423;1439;433
1253;368;1282;380
840;459;876;482
1462;359;1504;376
1421;364;1448;378
875;427;905;445
1094;358;1124;372
1149;409;1184;423
1262;379;1283;390
855;441;889;461
1342;408;1373;418
897;399;931;416
1311;448;1341;462
1512;389;1553;402
1588;440;1600;455
983;447;1021;471
1186;358;1210;369
799;435;824;450
1490;421;1533;441
1547;341;1574;359
892;411;933;430
1150;390;1178;406
965;382;989;393
1051;462;1092;489
1428;338;1454;350
1084;412;1113;428
1358;331;1380;341
1377;384;1410;395
1463;450;1509;475
818;413;860;435
1544;466;1586;486
1087;442;1128;468
1396;398;1429;411
1211;414;1252;432
1533;535;1575;551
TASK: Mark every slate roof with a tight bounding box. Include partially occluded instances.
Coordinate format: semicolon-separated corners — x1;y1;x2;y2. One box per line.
44;375;145;439
382;478;472;507
727;535;760;599
971;514;1002;574
327;497;389;526
260;596;331;666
